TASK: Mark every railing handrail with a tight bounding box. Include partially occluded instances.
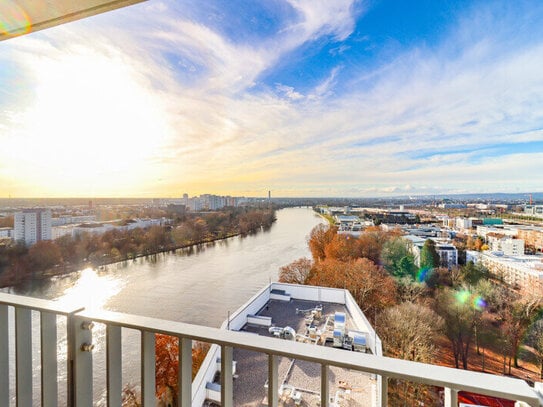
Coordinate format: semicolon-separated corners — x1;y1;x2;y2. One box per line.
1;291;541;405
0;292;84;315
77;308;539;404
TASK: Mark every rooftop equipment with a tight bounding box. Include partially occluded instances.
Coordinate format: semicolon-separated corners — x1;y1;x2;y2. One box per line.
269;326;296;341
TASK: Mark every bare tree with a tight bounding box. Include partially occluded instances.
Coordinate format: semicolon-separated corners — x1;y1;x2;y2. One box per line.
278;257;312;284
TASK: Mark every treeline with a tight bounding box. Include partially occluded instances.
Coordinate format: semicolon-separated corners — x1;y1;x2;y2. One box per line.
280;224;543;405
0;207;275;287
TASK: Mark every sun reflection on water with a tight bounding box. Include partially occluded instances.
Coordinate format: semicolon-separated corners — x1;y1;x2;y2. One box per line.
55;268;122;311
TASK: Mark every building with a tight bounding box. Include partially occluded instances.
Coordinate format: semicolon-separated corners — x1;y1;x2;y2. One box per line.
13;208;52;246
524;205;543;218
0;227;13;238
515;226;543;252
467;251;543;295
195;283;383;407
51;215;96;226
455;217;473;231
486;234;525;256
404;235;459;268
476;225;517;240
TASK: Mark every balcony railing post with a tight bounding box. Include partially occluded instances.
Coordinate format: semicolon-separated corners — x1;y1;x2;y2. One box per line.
444;387;458;407
41;312;58;407
16;307;32;407
221;345;234;407
379;375;388;407
268;354;279;407
71;315;94;407
141;331;156;406
107;325;122;407
0;304;9;407
321;364;329;407
178;337;192;407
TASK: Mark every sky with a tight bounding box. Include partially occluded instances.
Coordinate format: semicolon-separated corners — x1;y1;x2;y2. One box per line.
1;0;543;198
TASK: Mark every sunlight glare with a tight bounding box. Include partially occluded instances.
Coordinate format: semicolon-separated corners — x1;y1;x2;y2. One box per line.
55;268;122;311
4;45;171;195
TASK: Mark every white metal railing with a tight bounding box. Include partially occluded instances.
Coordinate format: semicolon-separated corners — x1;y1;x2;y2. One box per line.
1;292;542;407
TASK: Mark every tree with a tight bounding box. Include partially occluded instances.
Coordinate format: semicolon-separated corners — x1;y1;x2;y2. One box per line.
307;257;396;318
434;288;480;369
357;229;387;264
460;261;489;286
396;277;427;303
279;258;312;284
529;320;543;379
27;240;62;272
379;302;443;406
381;238;410;277
307;224;337;261
379;302;443;362
155;335;210;406
500;297;541;371
420;239;440;269
323;234;361;262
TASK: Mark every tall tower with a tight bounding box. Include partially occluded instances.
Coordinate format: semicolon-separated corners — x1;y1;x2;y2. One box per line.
14;208;52;246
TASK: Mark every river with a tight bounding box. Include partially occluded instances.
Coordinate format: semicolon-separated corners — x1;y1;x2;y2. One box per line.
8;207;323;404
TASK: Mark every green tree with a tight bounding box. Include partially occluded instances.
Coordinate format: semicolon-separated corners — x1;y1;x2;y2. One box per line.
460;261;489;286
381;238;410;276
420;239;440;269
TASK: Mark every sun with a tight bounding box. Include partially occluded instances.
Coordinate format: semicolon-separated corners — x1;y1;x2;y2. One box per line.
2;40;172;196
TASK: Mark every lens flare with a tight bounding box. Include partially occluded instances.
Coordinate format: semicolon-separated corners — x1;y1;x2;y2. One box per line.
455;290;470;304
473;296;487;311
416;267;430;282
0;1;32;37
454;289;487;311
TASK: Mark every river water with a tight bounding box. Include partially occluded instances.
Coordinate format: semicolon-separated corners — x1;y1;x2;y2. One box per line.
9;207;323;404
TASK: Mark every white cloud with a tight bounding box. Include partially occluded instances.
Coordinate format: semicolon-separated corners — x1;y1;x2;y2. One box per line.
1;1;543;197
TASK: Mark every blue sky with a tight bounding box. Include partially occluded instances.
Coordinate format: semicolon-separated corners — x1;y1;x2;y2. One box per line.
1;0;543;197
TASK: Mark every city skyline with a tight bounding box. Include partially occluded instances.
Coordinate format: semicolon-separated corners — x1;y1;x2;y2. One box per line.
1;0;543;198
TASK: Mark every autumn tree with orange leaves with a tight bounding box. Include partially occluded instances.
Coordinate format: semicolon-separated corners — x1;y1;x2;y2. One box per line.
155;335;210;406
307;257;396;318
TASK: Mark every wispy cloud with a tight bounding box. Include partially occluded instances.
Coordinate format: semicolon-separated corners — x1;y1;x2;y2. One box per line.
1;0;543;197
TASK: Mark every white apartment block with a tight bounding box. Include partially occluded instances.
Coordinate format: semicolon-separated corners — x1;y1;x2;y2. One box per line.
467;250;543;295
476;225;517;240
524;204;543;218
14;208;52;246
404;235;459;268
487;235;525;256
455;217;472;231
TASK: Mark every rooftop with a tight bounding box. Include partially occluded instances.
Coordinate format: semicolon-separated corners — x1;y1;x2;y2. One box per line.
232;298;374;406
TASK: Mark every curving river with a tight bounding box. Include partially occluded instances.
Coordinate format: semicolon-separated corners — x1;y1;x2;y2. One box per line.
8;207;323;405
18;207;323;325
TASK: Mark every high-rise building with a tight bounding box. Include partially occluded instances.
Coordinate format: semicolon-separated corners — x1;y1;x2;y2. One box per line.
14;208;52;246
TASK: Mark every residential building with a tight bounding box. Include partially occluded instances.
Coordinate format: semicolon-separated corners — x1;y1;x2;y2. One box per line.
404;235;459;268
487;234;525;256
467;250;543;295
515;226;543;252
13;208;52;246
476;225;517;240
455;217;472;231
0;227;13;238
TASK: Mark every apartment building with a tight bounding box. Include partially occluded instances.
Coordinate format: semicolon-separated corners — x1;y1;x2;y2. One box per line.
467;250;543;295
13;208;52;246
486;234;525;256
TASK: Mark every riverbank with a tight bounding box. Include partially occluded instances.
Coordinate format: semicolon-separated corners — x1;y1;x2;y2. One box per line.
0;207;277;288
